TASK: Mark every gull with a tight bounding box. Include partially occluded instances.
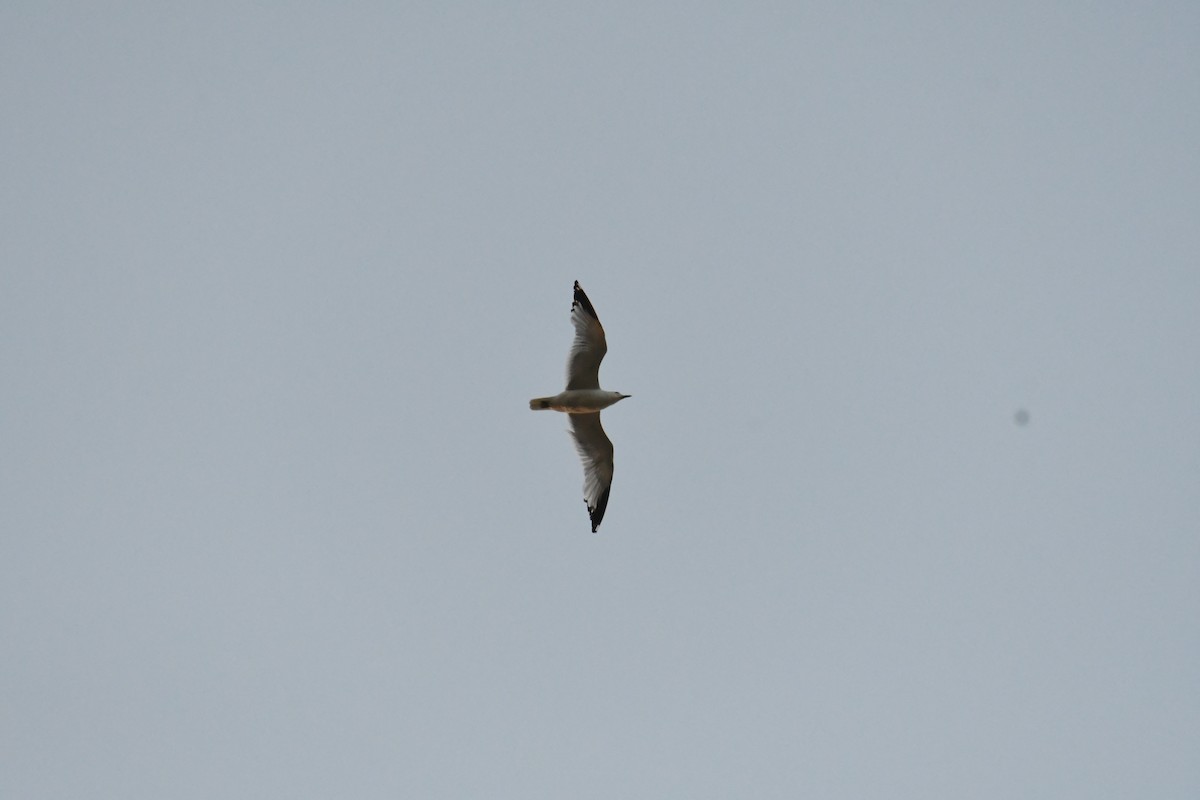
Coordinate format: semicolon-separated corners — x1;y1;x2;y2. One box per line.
530;281;631;532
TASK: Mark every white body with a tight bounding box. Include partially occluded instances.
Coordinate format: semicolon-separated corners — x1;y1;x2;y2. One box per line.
529;389;628;413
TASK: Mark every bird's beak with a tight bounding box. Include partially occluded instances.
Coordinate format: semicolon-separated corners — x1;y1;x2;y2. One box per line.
621;394;632;399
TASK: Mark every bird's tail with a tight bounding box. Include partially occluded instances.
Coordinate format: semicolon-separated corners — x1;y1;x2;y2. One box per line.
529;397;553;410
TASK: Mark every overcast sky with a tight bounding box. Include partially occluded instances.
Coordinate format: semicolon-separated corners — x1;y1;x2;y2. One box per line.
3;3;1198;798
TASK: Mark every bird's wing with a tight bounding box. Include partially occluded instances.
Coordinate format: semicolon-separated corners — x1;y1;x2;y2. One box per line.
569;412;614;533
565;281;607;390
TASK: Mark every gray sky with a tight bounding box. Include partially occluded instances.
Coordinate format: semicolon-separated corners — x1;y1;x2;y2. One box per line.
3;3;1198;797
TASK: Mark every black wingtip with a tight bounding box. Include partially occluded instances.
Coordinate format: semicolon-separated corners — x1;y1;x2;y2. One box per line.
572;281;600;322
586;484;611;533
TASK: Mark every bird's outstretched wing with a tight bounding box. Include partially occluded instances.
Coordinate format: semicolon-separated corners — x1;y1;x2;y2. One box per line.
565;281;607;390
569;411;614;532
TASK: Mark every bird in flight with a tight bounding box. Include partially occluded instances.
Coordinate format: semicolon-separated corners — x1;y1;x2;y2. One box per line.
530;281;631;532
